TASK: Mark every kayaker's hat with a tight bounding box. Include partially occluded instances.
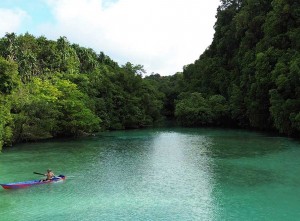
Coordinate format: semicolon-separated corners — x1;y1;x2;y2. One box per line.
47;169;52;172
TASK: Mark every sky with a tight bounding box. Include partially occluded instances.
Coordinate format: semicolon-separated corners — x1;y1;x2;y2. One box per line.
0;0;220;76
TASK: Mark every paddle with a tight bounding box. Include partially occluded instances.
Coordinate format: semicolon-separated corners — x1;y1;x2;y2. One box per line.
33;172;45;176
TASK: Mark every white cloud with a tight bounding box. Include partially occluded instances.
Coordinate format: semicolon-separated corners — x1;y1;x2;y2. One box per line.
0;8;29;37
43;0;220;75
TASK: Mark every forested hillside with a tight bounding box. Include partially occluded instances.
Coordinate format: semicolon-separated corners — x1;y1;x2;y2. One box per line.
0;33;164;150
175;0;300;136
0;0;299;150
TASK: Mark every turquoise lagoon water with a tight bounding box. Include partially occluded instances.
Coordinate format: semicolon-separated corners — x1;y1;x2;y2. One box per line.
0;128;300;220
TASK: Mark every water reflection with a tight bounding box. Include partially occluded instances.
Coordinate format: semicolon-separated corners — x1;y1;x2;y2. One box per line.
204;134;287;159
148;132;217;220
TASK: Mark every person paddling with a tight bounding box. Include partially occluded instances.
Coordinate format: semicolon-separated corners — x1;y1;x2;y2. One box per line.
40;169;55;182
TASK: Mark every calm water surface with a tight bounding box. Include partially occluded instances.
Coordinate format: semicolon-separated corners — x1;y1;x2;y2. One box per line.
0;128;300;221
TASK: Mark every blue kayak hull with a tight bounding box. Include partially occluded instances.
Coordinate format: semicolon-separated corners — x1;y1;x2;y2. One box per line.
1;175;65;189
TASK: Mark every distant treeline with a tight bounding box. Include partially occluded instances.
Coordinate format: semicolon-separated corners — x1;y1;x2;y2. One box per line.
0;0;299;150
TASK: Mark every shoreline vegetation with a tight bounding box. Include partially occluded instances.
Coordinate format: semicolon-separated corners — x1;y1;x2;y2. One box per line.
0;0;299;151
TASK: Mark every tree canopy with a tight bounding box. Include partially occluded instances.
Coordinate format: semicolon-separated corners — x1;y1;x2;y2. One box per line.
178;0;300;136
0;0;299;150
0;33;164;150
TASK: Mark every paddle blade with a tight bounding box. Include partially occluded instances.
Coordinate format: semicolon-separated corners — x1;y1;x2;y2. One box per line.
33;172;45;176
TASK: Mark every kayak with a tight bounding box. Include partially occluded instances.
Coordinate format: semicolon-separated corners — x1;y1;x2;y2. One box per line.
0;175;66;190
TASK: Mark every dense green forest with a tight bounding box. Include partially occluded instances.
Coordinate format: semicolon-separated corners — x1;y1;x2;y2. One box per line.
0;33;164;150
0;0;299;150
175;0;300;136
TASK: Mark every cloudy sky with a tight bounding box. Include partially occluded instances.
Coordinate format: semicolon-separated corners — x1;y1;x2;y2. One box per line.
0;0;220;75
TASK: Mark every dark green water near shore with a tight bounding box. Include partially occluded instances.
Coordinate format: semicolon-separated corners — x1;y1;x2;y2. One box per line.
1;128;300;220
